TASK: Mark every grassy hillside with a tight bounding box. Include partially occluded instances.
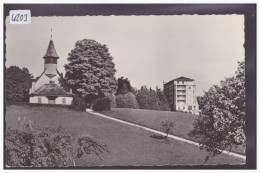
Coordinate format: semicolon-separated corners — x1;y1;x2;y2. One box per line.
102;108;245;155
5;105;245;167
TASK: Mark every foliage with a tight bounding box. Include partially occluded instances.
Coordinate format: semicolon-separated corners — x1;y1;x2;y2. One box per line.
5;119;109;167
64;39;117;105
136;86;157;110
156;87;170;111
105;93;117;108
116;92;139;109
5;66;33;102
76;133;109;160
189;61;245;162
196;96;205;111
136;86;169;111
58;77;71;93
69;94;86;111
161;120;176;138
92;97;111;111
116;77;133;95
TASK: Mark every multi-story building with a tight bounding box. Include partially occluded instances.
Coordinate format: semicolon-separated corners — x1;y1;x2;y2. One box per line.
164;76;199;114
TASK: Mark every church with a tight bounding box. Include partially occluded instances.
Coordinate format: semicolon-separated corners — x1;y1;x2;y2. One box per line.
29;37;73;105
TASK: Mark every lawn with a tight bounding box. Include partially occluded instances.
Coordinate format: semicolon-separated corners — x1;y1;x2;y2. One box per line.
5;105;245;167
102;108;245;155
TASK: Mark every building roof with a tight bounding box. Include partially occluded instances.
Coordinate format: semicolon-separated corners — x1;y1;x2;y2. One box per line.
32;84;72;96
43;40;59;59
164;76;194;86
173;76;194;81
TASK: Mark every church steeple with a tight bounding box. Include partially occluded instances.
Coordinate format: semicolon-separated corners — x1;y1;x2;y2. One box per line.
43;40;59;59
43;31;59;78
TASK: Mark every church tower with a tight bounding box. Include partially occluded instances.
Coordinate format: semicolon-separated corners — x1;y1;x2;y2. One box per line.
29;31;73;105
43;39;59;78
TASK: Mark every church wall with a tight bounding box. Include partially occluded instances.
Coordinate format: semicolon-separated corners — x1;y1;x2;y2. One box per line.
55;97;73;105
30;96;48;104
30;96;73;105
34;74;60;91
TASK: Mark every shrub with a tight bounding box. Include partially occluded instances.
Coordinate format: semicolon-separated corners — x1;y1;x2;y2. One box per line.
105;93;117;108
5;119;109;167
92;97;111;111
69;94;86;111
116;92;139;109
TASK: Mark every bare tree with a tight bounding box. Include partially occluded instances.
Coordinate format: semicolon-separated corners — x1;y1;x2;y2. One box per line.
161;120;176;138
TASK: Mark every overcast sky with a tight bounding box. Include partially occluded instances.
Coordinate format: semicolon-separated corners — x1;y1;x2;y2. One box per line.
5;15;244;96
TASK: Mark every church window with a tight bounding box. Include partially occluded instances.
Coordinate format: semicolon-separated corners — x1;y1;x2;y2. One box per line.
38;97;42;103
62;98;66;104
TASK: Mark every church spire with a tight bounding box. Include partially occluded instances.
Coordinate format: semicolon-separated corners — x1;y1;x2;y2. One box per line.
51;28;52;40
43;39;59;59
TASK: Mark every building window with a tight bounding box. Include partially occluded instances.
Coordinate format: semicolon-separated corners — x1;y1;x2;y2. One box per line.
62;98;66;104
183;106;185;110
189;87;191;89
194;106;196;109
182;81;184;84
38;97;42;103
49;81;55;84
188;106;192;110
178;107;180;110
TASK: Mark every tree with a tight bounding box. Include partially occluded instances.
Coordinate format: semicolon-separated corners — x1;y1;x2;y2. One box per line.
136;86;152;110
5;66;33;102
156;87;170;111
136;86;168;110
161;120;176;138
64;39;117;105
196;96;205;111
189;61;245;161
116;77;133;95
116;92;139;109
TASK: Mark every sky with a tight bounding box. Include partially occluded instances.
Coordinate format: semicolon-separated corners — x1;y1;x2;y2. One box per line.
5;15;244;96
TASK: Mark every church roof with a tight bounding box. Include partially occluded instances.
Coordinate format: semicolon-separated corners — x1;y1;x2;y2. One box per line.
43;40;59;59
32;84;72;96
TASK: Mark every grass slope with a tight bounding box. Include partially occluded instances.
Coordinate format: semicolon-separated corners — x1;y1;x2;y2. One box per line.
102;108;245;155
5;105;245;167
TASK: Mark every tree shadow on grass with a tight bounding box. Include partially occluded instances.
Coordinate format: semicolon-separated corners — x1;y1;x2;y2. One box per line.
150;134;170;144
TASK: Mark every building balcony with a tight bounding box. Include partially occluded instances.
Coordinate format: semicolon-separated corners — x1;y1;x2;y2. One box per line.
177;92;186;95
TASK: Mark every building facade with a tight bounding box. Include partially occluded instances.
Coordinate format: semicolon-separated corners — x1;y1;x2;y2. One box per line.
29;38;73;105
164;77;199;114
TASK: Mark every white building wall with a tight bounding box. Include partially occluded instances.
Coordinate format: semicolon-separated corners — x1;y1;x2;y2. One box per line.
55;97;73;105
30;96;48;104
34;74;60;92
30;96;73;105
44;64;57;77
173;80;199;114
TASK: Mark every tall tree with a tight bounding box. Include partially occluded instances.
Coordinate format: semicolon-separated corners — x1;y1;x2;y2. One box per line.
136;86;161;110
189;61;245;161
116;77;133;95
5;66;33;102
156;87;170;111
64;39;117;104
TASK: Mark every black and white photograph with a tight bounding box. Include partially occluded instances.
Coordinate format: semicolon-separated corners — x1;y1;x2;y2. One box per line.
3;4;256;169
